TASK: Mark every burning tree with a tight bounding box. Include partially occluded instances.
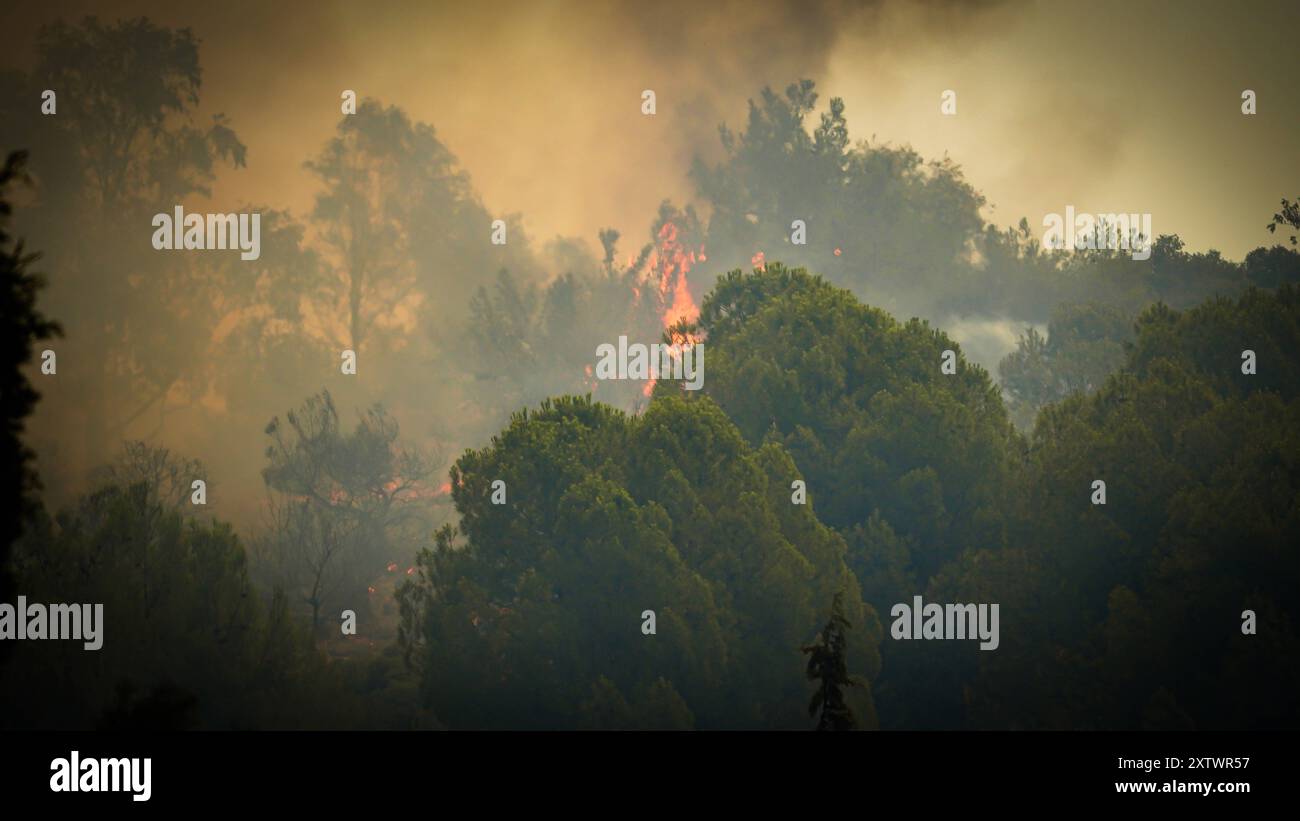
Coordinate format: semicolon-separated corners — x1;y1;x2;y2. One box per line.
258;390;435;636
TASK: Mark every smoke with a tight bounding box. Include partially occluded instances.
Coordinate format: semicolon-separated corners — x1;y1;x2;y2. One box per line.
2;0;1295;528
2;0;1015;254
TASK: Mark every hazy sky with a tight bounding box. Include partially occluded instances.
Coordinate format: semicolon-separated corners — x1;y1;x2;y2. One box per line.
4;0;1297;260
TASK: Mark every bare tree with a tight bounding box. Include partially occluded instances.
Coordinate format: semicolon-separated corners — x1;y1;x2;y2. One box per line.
259;390;435;635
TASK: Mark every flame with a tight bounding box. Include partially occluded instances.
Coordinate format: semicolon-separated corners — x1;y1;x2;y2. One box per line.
640;222;705;397
653;222;701;330
378;477;449;500
387;562;398;572
834;247;842;256
751;250;766;270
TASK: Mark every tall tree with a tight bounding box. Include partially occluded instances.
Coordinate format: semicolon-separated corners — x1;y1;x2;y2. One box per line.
802;592;860;730
305;99;533;355
0;17;247;467
0;150;60;666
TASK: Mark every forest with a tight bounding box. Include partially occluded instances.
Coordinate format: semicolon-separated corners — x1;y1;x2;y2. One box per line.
1;14;1297;730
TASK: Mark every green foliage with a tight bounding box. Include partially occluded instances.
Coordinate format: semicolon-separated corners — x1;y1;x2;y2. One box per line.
999;301;1133;429
692;264;1016;588
1;466;365;729
398;394;881;729
691;81;986;318
953;285;1300;729
690;263;1016;726
1266;196;1300;246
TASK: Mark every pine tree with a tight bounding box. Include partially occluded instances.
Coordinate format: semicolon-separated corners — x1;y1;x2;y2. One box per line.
802;591;861;730
0;151;60;659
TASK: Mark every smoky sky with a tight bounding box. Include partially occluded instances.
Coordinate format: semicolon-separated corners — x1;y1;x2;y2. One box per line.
5;0;1293;261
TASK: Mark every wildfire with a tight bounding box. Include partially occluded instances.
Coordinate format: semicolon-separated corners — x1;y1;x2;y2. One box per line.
378;477;450;501
651;222;701;331
640;221;704;397
751;250;766;270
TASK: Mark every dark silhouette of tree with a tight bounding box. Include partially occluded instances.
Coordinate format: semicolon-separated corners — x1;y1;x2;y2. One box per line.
0;150;60;667
802;591;861;730
1267;196;1300;245
260;390;434;635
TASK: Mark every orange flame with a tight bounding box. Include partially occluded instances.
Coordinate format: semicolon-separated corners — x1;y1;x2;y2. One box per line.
640;222;705;397
653;222;701;331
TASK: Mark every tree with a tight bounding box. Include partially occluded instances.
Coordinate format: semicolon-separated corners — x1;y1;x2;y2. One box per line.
688;263;1016;585
305;100;534;355
682;263;1016;728
0;17;248;467
0;150;61;668
953;285;1300;730
454;203;710;428
2;450;368;730
260;390;434;635
90;440;206;512
1267;196;1300;245
397;393;881;729
802;591;861;730
999;301;1132;429
690;80;987;320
